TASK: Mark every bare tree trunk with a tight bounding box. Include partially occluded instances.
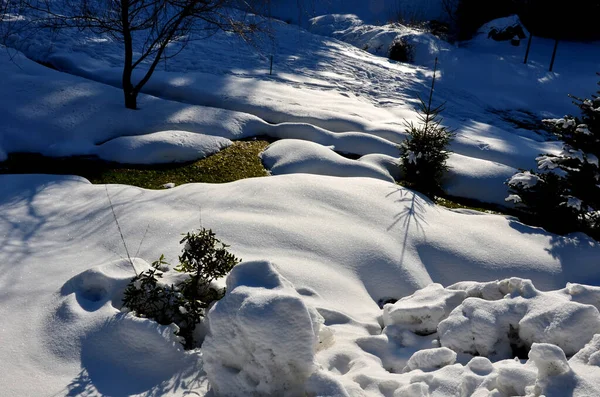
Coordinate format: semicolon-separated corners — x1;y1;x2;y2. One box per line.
121;1;137;109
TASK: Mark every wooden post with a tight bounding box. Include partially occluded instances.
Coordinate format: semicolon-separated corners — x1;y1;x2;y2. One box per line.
549;39;559;72
523;34;533;64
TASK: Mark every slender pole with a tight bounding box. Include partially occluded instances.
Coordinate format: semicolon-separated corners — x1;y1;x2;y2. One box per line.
549;39;559;72
523;34;533;64
269;55;273;75
427;57;439;112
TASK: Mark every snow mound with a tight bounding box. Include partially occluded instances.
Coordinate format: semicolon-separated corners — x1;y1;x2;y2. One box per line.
404;347;457;372
444;153;517;207
309;14;449;67
95;130;232;164
474;15;530;42
203;260;325;396
439;278;600;359
261;139;395;181
267;124;401;157
571;334;600;366
383;283;467;335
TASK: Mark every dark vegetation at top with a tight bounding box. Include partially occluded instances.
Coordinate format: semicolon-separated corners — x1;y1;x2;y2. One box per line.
453;0;600;41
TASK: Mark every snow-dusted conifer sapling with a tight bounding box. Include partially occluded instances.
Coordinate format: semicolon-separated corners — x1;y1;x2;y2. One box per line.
399;57;454;198
507;74;600;240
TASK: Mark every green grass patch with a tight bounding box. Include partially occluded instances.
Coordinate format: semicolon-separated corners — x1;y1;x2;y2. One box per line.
435;196;504;215
0;140;270;189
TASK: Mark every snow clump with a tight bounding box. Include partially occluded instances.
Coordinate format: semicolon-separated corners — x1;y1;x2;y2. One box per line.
383;283;467;335
507;171;540;189
202;260;327;396
438;278;600;359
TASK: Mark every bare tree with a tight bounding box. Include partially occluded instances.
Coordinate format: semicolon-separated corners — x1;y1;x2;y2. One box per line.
440;0;458;25
16;0;268;109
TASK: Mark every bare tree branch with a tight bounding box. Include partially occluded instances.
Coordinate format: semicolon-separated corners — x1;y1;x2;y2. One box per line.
9;0;269;109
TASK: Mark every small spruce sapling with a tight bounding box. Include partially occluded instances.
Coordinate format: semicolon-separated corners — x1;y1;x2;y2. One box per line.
122;228;240;349
507;74;600;240
399;57;454;198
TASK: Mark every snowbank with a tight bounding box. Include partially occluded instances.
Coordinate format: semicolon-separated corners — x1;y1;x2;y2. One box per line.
43;258;201;396
0;49;267;158
309;14;450;67
4;15;597;211
261;139;395;181
96;131;232;164
444;153;517;206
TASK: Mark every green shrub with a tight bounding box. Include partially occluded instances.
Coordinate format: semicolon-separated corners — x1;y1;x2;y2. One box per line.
399;58;454;198
122;228;241;349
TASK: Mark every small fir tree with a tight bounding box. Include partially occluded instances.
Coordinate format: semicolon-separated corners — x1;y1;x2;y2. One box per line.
400;57;454;198
507;74;600;240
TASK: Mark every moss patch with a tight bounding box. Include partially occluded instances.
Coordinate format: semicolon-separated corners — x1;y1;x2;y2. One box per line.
0;140;270;189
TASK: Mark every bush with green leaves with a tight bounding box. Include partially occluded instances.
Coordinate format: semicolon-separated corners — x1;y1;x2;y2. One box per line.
507;75;600;240
122;228;241;349
399;58;454;198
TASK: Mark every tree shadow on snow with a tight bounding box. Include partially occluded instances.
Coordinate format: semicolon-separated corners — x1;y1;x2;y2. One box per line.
386;186;430;268
60;315;209;397
508;219;600;286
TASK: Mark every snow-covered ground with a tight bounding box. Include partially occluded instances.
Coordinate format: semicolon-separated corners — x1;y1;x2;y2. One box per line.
1;5;600;397
2;174;600;396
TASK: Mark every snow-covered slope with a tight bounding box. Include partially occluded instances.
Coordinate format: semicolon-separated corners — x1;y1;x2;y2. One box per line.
1;174;599;396
6;14;595;205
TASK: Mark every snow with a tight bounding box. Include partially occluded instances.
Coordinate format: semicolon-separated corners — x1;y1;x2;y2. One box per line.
439;279;600;358
1;3;600;396
383;283;467;335
475;15;530;41
565;196;584;211
268;0;447;27
2;173;600;396
404;347;457;371
96;131;232;164
203;261;323;396
261;139;395;182
507;171;541;189
309;14;450;66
